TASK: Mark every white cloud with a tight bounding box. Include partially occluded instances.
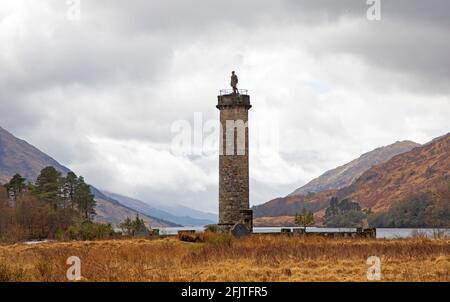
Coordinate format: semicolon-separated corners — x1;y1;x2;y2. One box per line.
80;136;215;192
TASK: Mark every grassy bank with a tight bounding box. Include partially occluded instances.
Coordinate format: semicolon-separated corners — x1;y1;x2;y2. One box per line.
0;235;448;281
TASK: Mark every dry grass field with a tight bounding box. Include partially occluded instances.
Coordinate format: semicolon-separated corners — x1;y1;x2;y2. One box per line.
0;235;449;282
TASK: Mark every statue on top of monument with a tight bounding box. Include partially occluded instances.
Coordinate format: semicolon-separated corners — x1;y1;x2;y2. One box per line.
230;71;238;94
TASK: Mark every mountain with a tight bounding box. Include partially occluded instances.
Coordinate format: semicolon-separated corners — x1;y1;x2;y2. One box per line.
0;126;178;227
254;134;449;226
253;140;420;223
153;204;218;222
253;189;336;218
289;141;420;196
90;187;180;227
339;133;450;212
102;191;216;226
0;126;70;183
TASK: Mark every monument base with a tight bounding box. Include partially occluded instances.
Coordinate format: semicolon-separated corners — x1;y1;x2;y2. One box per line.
216;208;253;237
216;222;252;238
216;223;234;234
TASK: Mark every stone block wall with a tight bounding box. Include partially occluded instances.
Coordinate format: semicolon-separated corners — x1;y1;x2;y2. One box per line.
217;94;251;226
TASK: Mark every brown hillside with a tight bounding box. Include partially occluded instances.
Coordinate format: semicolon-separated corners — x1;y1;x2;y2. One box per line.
289;140;420;196
253;211;325;227
95;198;172;227
253;216;297;227
344;133;450;211
253;141;419;220
254;133;449;226
0;126;70;181
253;189;336;218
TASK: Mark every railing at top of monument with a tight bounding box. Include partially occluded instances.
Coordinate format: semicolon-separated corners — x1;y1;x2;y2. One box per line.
219;89;248;96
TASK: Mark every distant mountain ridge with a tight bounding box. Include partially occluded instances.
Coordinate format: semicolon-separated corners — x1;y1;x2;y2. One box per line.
90;187;180;227
254;133;449;226
102;191;216;226
339;133;450;212
0;126;208;227
253;140;420;220
289;140;420;196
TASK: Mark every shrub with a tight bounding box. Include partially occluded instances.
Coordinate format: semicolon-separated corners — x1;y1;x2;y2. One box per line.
178;231;234;246
178;231;200;242
204;224;219;233
118;215;149;236
67;222;117;241
203;232;234;247
55;228;66;241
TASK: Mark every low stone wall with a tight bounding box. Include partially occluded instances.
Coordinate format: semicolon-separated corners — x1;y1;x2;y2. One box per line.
257;228;377;239
164;228;378;240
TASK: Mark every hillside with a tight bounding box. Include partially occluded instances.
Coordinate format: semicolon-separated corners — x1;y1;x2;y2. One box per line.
90;187;180;227
0;126;70;183
0;126;177;227
254;133;449;226
253;189;336;218
102;191;216;226
289;141;420;196
341;133;450;212
253;140;420;222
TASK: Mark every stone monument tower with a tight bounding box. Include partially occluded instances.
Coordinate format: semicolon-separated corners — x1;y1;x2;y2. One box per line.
216;72;253;234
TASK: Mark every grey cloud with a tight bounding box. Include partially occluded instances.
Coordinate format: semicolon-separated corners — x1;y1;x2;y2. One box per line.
1;1;449;211
124;0;449;93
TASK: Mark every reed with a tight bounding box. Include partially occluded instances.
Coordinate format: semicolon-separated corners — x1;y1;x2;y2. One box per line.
0;235;448;281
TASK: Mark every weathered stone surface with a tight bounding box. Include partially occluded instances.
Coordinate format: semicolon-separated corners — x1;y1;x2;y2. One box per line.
217;93;252;231
231;223;251;238
216;224;233;234
240;209;253;231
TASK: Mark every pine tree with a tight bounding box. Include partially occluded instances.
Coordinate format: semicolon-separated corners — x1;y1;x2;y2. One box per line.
294;208;315;231
35;166;62;209
118;215;148;236
74;177;96;221
325;197;339;219
4;173;26;201
119;217;134;236
62;172;78;209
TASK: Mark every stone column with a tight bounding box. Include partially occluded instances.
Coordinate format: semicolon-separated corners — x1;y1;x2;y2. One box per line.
217;92;252;231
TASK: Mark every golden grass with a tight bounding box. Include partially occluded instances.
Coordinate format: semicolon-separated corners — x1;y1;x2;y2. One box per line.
0;235;448;282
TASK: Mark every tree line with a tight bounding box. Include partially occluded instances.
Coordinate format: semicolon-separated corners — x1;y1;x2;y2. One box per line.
0;166;99;242
322;184;450;228
4;167;96;220
0;166;155;243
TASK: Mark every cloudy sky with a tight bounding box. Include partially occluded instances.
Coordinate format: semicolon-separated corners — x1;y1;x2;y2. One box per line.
1;0;449;213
